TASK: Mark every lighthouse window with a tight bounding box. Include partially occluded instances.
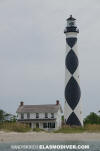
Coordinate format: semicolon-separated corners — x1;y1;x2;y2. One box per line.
67;20;75;27
69;22;74;26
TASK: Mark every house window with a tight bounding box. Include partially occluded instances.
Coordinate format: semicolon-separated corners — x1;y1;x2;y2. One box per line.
51;122;55;128
27;113;30;119
48;123;50;128
43;123;48;128
43;122;55;128
36;113;39;118
51;113;54;118
21;113;24;119
45;113;48;118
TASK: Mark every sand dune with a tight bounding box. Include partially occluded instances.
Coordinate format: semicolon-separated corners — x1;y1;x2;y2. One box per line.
0;131;100;142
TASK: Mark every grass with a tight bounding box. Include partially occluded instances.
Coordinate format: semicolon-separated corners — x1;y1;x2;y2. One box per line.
1;122;100;133
54;124;100;133
33;128;45;132
54;125;85;133
84;124;100;132
0;122;31;132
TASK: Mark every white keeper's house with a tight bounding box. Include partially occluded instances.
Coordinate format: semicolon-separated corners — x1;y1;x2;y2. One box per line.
16;100;63;130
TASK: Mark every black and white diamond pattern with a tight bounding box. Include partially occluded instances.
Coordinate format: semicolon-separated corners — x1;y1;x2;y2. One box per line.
65;49;79;74
65;76;81;110
64;37;83;126
66;37;77;48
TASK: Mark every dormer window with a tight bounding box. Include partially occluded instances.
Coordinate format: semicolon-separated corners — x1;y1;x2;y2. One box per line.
45;113;48;118
51;113;54;118
36;113;39;118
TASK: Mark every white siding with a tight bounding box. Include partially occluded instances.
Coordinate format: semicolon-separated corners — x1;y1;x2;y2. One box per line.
17;109;62;131
17;113;21;119
18;112;57;119
24;113;27;119
56;109;62;129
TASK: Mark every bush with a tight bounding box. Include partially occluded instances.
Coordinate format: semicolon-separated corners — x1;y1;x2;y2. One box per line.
0;110;5;122
0;122;31;132
84;112;100;124
0;109;17;122
33;128;45;132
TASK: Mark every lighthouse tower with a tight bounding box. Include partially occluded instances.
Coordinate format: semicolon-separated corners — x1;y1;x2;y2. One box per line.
64;15;83;126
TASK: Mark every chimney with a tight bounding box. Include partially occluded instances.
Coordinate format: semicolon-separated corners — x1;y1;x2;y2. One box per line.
20;101;24;106
56;100;59;105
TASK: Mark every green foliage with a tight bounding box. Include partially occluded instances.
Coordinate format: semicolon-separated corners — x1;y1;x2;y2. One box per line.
0;110;5;122
55;125;85;133
62;115;64;121
0;122;31;132
12;116;17;122
0;109;17;122
55;124;100;133
33;128;45;132
84;124;100;132
84;112;100;124
55;112;100;133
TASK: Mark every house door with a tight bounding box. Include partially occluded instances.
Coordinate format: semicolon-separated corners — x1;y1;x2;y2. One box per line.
36;123;39;128
29;123;32;128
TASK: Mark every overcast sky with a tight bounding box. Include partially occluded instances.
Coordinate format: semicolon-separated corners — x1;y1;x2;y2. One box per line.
0;0;100;117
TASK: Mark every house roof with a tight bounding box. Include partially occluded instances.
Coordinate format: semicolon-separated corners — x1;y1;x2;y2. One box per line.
16;104;63;113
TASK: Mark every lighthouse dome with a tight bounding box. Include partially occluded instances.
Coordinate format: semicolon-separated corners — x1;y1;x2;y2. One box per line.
67;15;76;27
64;15;79;33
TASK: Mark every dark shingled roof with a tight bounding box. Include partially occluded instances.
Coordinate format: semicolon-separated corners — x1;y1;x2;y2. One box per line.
16;104;63;113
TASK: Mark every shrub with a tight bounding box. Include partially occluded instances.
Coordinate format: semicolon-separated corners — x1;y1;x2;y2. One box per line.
84;112;100;124
84;124;100;132
0;122;31;132
33;128;45;132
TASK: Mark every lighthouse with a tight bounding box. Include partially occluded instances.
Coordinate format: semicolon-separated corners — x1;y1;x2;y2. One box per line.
64;15;83;126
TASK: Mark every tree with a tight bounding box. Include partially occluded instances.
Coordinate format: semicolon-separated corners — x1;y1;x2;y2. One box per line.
0;109;5;122
84;112;100;124
98;110;100;115
0;109;17;122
